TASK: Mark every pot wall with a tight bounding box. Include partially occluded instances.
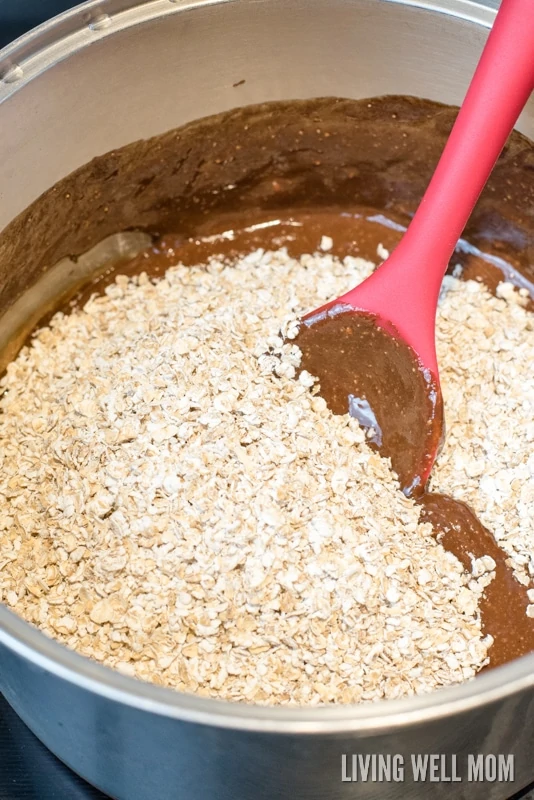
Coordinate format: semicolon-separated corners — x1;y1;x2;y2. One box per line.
2;0;531;238
2;637;534;800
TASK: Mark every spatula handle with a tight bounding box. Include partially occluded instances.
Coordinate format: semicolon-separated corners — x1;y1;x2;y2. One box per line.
398;0;534;279
339;0;534;375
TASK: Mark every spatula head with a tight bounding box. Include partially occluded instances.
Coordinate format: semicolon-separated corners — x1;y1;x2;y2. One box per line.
294;305;444;496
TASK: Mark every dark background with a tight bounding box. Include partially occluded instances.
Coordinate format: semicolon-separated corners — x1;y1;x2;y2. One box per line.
0;0;78;47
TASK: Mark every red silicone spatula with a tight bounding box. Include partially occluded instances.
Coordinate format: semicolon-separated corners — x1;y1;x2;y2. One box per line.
300;0;534;490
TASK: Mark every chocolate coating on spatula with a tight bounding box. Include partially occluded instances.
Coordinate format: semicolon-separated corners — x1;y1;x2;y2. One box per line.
295;308;443;497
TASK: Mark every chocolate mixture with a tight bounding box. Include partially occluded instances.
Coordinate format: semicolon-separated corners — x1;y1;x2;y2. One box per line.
1;96;533;671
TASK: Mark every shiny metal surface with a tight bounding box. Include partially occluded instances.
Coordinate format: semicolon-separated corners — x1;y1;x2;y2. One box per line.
1;0;534;798
4;0;530;233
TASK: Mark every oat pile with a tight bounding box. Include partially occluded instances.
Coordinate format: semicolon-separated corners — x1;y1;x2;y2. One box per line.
432;276;534;594
0;248;499;705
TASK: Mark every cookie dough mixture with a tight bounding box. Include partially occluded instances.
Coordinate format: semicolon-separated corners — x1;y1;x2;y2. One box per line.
1;236;532;705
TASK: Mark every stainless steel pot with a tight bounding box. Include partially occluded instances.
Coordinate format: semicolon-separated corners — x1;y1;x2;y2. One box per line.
1;1;534;798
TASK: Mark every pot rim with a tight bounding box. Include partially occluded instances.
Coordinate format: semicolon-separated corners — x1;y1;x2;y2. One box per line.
0;0;495;101
2;0;533;735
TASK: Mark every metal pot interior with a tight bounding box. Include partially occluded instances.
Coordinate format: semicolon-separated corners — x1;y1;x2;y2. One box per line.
0;0;534;729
